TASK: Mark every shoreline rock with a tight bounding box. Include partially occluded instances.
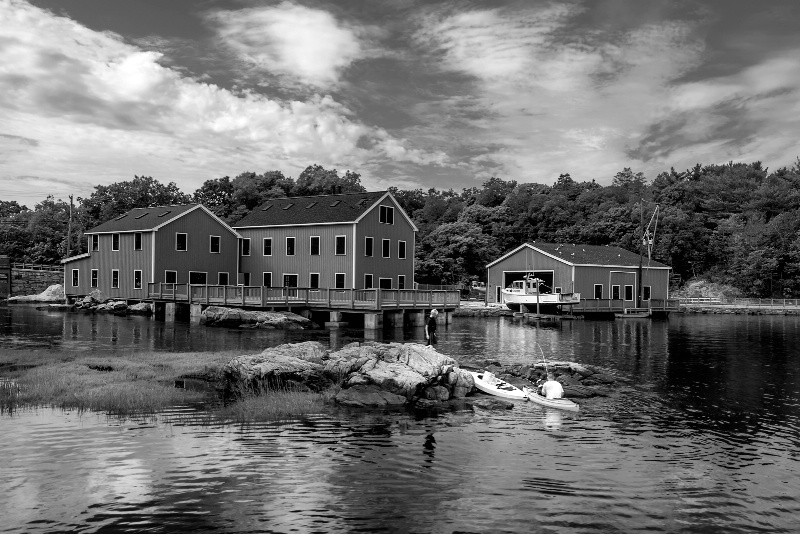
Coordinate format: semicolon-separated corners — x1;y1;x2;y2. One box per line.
200;306;319;329
8;284;65;303
680;306;800;316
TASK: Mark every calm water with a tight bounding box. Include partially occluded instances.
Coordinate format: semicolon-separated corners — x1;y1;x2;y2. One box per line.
1;304;799;533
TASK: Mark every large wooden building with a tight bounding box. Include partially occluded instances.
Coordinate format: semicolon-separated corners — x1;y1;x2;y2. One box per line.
62;204;241;298
486;242;672;311
233;191;416;290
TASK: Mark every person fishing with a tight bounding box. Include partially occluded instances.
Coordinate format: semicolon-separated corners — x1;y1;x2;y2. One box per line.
425;309;439;346
539;371;564;399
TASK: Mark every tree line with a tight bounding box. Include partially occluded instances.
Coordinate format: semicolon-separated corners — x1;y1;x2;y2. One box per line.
3;159;800;297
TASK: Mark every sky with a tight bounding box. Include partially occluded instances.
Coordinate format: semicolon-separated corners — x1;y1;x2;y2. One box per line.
1;0;800;207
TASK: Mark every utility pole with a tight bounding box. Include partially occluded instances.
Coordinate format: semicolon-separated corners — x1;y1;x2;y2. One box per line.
66;194;73;258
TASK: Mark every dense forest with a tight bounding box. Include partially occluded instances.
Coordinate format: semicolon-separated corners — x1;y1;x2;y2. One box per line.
3;159;800;297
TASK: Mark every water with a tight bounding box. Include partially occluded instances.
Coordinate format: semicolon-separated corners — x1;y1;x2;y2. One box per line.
2;304;800;533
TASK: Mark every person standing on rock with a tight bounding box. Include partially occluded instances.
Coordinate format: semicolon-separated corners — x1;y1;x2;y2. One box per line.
425;309;439;346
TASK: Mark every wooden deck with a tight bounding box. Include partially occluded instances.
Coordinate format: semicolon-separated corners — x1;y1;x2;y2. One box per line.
572;298;680;314
146;283;461;311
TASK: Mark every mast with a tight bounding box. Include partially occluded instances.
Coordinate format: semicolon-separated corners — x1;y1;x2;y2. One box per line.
637;198;643;308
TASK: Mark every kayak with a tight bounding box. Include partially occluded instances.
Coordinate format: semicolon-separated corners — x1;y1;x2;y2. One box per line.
522;386;579;412
470;371;529;401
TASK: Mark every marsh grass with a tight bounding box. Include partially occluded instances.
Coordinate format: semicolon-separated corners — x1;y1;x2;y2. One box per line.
0;349;341;421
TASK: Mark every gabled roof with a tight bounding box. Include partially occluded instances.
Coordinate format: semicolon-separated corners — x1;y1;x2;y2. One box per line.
233;191;416;230
86;204;240;237
487;242;671;269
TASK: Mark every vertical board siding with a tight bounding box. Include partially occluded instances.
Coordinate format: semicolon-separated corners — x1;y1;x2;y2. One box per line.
355;196;415;288
486;249;572;303
238;223;354;287
154;208;239;284
64;232;153;298
486;246;671;303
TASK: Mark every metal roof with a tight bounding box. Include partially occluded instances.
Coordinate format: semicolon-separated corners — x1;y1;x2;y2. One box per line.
487;242;670;269
233;191;391;227
86;204;240;237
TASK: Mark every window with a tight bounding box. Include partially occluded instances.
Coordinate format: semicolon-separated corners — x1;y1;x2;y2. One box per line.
218;272;229;285
240;238;250;256
365;236;373;257
335;235;346;255
283;274;298;287
335;273;346;289
286;237;296;256
165;270;177;284
554;287;562;294
309;273;320;288
133;270;142;290
210;235;221;254
643;286;651;301
134;232;142;251
189;271;207;285
612;285;620;300
379;278;392;289
90;235;99;251
364;274;373;289
111;269;119;289
398;275;405;290
263;272;272;287
310;236;320;255
241;273;251;286
112;234;120;251
379;205;394;224
594;284;603;299
176;233;187;251
263;237;272;256
90;269;98;288
71;269;79;287
625;285;634;301
398;240;407;259
382;239;390;258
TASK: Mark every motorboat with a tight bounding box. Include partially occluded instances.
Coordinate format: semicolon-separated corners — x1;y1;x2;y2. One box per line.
501;275;580;311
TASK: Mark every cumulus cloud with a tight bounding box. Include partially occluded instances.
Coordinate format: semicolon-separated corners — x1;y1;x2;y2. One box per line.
207;2;369;88
0;0;441;205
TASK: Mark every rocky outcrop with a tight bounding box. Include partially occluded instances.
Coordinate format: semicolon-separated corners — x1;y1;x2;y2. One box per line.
223;341;476;408
72;294;152;316
462;358;616;399
8;284;65;303
200;306;319;329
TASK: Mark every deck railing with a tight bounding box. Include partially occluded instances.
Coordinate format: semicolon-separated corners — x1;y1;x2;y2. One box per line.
572;298;680;312
147;283;461;310
679;297;800;308
12;262;64;272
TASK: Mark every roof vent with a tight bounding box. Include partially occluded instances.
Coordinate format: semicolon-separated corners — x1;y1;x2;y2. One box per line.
306;202;317;209
157;211;171;217
330;200;341;207
261;205;273;211
282;203;294;210
134;212;149;219
114;214;128;221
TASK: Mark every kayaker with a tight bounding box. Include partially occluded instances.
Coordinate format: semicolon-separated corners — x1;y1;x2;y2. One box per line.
540;372;564;399
425;309;439;346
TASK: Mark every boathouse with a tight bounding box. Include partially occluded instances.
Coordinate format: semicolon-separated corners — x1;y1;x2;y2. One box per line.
62;204;241;299
486;242;674;314
233;191;416;291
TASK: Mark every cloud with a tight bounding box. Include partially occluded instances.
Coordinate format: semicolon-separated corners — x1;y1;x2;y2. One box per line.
412;5;714;183
207;2;369;88
0;0;443;205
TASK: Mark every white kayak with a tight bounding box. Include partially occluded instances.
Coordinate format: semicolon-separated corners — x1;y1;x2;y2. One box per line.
522;386;579;412
470;371;529;401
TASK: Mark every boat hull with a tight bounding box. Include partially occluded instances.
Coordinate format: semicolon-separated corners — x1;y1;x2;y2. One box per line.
522;386;579;412
501;291;580;312
470;371;529;401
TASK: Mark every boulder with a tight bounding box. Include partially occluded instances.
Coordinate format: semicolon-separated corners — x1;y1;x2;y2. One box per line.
128;302;152;315
333;385;407;408
8;284;65;303
224;341;331;393
201;306;318;330
470;397;515;410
